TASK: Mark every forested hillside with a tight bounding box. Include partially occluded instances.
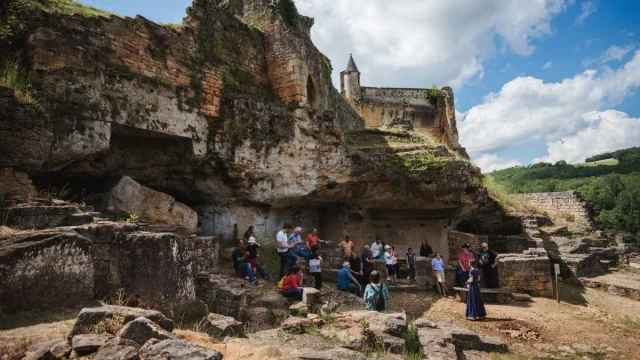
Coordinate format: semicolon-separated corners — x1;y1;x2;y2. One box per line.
488;147;640;240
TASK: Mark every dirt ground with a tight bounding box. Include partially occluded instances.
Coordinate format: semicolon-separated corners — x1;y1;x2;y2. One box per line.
388;285;640;360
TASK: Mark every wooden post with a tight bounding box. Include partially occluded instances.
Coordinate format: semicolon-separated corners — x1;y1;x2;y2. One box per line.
554;263;560;303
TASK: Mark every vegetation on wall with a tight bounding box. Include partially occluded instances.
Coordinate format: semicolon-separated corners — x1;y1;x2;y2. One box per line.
488;147;640;240
321;53;333;82
269;0;301;28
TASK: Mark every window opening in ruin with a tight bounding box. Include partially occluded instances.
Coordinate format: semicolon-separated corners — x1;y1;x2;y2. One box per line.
307;74;319;109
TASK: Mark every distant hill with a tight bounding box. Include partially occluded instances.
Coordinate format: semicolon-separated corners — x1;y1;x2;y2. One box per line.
487;146;640;240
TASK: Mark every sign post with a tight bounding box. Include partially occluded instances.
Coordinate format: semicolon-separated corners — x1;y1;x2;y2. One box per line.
554;263;560;303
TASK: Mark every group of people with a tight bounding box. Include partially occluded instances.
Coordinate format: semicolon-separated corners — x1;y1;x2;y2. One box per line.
231;224;499;317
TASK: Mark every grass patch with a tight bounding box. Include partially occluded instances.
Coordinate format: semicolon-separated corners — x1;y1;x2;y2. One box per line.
619;315;640;330
483;175;541;212
576;158;619;167
34;0;113;17
0;53;38;106
0;337;36;360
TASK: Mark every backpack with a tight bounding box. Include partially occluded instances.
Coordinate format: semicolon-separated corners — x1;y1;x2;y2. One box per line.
372;284;386;311
277;276;287;291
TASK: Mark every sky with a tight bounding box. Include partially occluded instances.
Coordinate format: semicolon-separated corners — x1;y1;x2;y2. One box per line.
78;0;640;173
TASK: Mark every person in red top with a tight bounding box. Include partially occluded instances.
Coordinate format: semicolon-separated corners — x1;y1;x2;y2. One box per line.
305;228;328;250
281;265;303;301
457;244;476;286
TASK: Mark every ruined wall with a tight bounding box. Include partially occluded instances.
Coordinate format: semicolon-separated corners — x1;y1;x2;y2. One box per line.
498;254;553;297
513;191;598;230
348;85;460;149
231;0;364;130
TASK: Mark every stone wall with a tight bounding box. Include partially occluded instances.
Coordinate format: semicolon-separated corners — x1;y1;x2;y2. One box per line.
498;254;553;297
0;168;35;201
447;231;486;264
513;191;598;230
230;0;364;130
0;231;94;312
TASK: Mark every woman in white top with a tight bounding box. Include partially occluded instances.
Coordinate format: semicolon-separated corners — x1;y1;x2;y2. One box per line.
384;245;398;286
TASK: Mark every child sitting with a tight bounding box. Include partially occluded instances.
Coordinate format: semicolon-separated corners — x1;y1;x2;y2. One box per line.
246;236;260;277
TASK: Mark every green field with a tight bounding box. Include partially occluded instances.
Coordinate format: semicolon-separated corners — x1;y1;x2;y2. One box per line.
576;158;620;167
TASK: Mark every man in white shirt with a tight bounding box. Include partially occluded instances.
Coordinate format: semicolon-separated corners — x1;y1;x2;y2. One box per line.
371;237;382;258
276;224;295;278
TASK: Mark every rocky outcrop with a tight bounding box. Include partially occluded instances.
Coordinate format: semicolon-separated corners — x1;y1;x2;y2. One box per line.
0;231;93;312
118;317;177;346
145;340;223;360
0;0;484;247
105;176;198;232
68;305;175;339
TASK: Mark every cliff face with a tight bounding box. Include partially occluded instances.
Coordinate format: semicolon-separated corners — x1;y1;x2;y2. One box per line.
0;0;484;250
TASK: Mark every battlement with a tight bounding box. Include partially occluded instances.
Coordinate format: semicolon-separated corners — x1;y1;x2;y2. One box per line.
360;86;435;107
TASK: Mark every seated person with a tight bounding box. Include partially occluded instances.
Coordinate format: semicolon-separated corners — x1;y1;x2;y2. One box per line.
281;265;303;301
305;228;328;250
232;239;267;285
289;227;310;261
337;261;362;297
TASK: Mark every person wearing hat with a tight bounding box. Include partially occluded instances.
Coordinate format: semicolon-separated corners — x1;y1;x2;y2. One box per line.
246;236;261;279
289;227;310;261
384;245;399;286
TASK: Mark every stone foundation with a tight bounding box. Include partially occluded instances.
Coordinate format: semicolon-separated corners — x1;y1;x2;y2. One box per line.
498;255;553;297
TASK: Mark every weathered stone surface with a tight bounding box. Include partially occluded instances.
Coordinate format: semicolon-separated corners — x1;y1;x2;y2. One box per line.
92;345;139;360
319;310;407;354
0;231;93;312
281;316;314;334
105;176;197;232
68;305;174;339
0;205;92;230
71;334;113;353
100;337;141;350
417;320;507;358
145;340;223;360
139;338;162;359
288;301;307;315
0;168;35;200
117;317;176;345
108;232;206;318
514;191;599;231
24;339;71;360
202;313;244;339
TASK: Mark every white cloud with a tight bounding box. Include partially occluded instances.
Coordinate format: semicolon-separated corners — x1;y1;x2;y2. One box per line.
543;61;553;69
500;63;512;72
534;110;640;164
475;154;522;173
584;44;636;67
575;1;597;25
460;50;640;161
296;0;572;89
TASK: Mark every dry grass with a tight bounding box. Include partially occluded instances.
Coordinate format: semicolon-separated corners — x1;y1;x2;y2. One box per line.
483;175;542;213
0;55;38;106
0;337;36;360
35;0;114;18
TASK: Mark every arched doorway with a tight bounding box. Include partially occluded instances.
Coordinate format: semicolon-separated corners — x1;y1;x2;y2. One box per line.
306;74;319;109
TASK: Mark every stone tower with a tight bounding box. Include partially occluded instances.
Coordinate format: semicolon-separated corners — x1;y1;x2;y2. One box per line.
340;54;361;103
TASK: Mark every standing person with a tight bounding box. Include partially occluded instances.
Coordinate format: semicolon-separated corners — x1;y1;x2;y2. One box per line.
348;251;363;285
308;244;323;290
420;240;433;257
379;241;387;260
431;252;448;296
243;226;255;241
232;240;267;285
281;265;303;301
371;237;382;259
465;260;486;321
246;236;262;280
405;247;416;280
364;271;389;311
457;244;475;286
384;245;398;286
338;236;355;261
305;228;328;251
289;227;310;261
276;224;296;278
362;245;375;291
391;246;400;277
479;243;501;288
337;262;362;296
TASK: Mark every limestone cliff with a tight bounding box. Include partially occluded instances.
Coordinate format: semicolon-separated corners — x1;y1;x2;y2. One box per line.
0;0;484;252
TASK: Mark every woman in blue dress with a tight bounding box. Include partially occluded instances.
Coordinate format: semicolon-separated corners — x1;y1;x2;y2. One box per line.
466;260;486;320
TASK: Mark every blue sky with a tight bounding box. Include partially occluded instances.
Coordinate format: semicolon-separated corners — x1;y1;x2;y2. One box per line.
78;0;640;172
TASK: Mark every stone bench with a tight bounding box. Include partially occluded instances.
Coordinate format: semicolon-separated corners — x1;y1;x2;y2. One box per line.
452;287;511;304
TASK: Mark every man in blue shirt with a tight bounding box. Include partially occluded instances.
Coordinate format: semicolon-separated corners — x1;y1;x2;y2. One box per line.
337;261;362;297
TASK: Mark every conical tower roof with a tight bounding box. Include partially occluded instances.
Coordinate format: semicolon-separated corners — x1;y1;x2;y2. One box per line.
345;54;360;73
